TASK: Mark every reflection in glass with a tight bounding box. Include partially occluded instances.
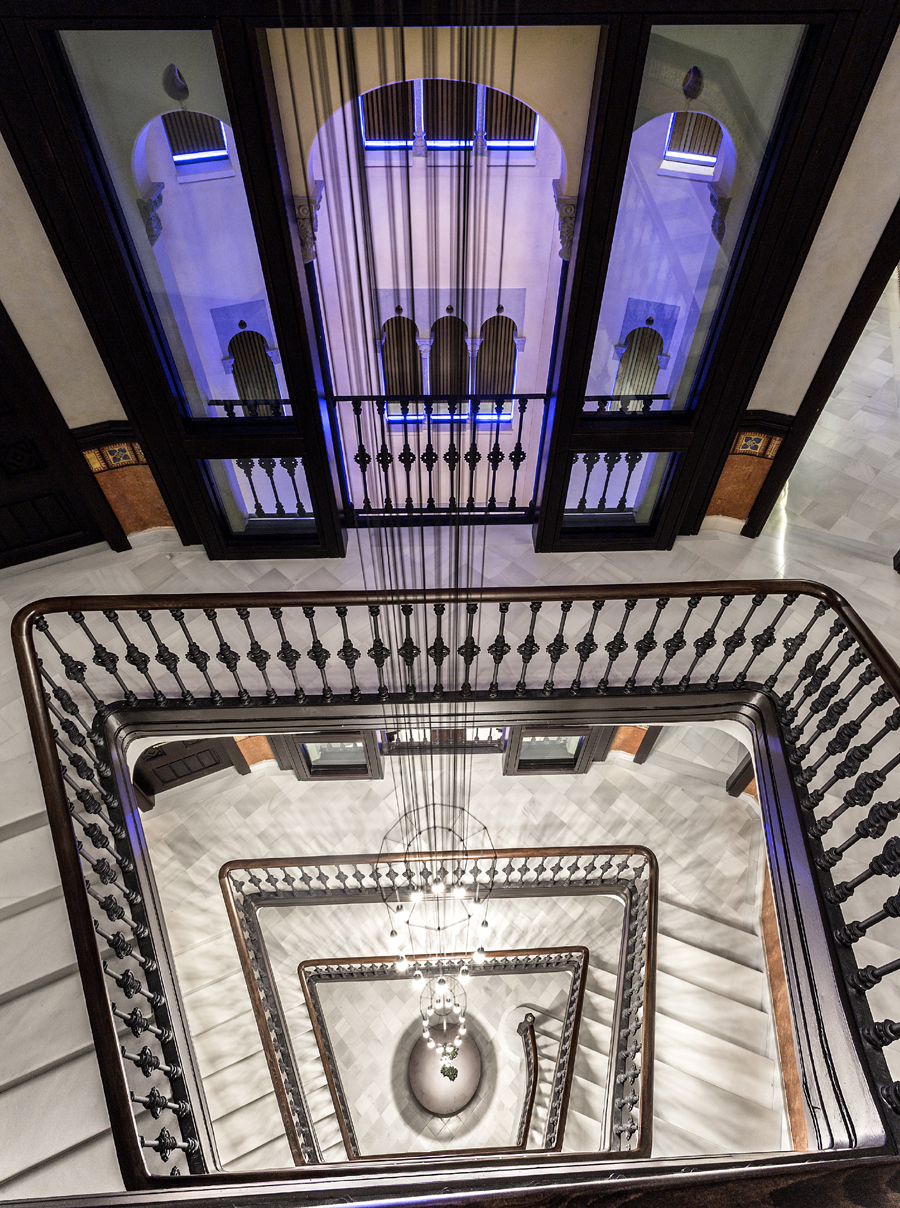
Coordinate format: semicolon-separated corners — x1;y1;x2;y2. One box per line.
204;458;315;535
520;735;583;766
60;30;290;419
304;741;368;771
583;24;804;416
565;451;674;525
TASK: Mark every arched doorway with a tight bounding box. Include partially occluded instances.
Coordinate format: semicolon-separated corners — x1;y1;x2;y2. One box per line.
475;315;517;397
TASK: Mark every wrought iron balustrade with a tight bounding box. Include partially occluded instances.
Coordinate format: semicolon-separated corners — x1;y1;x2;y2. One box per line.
333;394;549;522
223;854;651;1162
13;579;900;1187
206;399;292;418
581;394;671;417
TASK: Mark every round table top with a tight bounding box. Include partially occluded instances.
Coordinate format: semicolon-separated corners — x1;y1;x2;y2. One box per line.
408;1033;482;1117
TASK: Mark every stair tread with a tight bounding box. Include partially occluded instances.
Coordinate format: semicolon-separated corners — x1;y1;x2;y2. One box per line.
657;898;763;971
656;933;765;1011
654;1014;777;1108
655;968;771;1055
651;1114;731;1158
652;1062;784;1154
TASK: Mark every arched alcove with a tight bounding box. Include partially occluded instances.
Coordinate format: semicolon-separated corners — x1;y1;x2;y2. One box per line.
475;315;517;395
228;328;280;412
381;316;422;395
431;316;468;396
614;326;664;400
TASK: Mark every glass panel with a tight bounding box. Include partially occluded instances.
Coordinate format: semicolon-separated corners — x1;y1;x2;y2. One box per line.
564;450;674;526
584;24;805;414
204;457;315;535
59;30;291;419
303;741;368;770
519;734;583;765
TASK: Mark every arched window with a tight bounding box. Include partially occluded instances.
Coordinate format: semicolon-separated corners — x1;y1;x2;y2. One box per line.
228;328;280;415
660;111;724;181
614;326;664;403
381;316;422;396
475;315;517;395
430;315;468;396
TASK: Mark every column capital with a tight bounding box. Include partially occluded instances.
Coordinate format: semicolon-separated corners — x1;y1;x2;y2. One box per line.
553;182;577;260
465;338;483;355
294;181;324;263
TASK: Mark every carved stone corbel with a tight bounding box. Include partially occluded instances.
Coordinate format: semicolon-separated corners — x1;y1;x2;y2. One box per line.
553;184;577;260
294;181;324;263
136;183;164;246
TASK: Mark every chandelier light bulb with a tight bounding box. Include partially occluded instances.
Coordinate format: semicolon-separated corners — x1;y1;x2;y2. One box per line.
453;885;466;898
480;917;490;932
459;965;470;983
427;1038;435;1049
458;1025;467;1036
474;946;486;965
432;878;444;895
397;954;409;973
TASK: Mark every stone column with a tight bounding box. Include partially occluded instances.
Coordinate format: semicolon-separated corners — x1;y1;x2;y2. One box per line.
466;337;483;395
416;338;433;395
294;181;324;263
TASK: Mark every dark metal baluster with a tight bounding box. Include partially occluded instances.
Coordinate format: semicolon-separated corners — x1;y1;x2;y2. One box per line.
508;398;528;510
302;606;333;702
803;700;900;814
458;602;481;698
764;600;829;691
39;666;98;746
367;606;391;700
202;608;250;704
625;598;669;692
515;602;542;697
575;453;600;512
78;842;141;904
399;604;420;699
486;397;505;511
398;399;416;513
570;601;603;695
813;754;900;842
351;400;373;514
102;610;166;706
797;672;884;770
487;603;511;699
818;798;900;870
121;1045;178;1077
63;774;122;834
542;601;573;695
375;399;394;512
780;623;848;720
730;589;798;687
444;396;459;509
336;606;361;702
137;611;194;705
464;399;482;512
835;888;900;947
48;698;106;773
169;610;220;704
69;612;137;706
851;954;900;993
422;399;437;511
257;457;285;517
34;616;106;711
235;458;265;517
652;596;700;691
235;608;276;702
616;451;644;511
280;457;308;515
131;1088;189;1119
679;595;734;690
270;608;306;703
94;919;155;969
70;810;132;874
111;1001;171;1042
827;833;900;907
704;593;763;690
597;599;638;694
595;452;621;512
428;603;450;699
87;883;147;936
792;653;871;746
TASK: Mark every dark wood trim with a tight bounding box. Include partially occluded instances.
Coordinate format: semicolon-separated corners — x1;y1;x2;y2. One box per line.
632;725;662;766
727;752;756;797
71;420;136;450
737;411;796;438
592;725;616;763
743;198;900;538
0;296;130;557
